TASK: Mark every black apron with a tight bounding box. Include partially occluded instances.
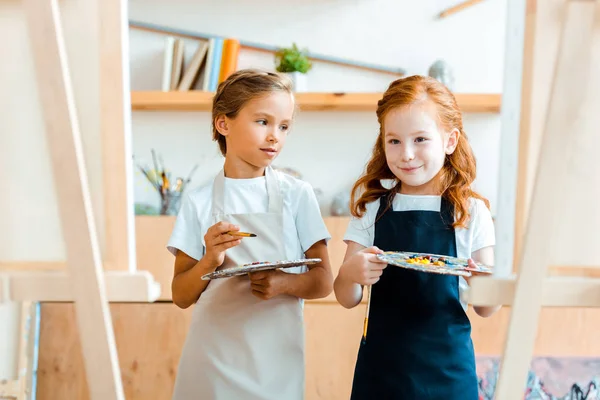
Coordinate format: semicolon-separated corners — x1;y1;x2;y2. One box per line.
350;193;478;400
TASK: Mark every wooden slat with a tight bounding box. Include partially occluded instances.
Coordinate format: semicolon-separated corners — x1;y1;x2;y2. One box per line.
100;0;136;272
468;276;600;307
22;0;124;398
439;0;485;18
493;2;597;398
130;91;502;113
0;271;160;302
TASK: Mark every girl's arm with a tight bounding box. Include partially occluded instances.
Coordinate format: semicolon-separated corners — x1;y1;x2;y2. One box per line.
249;239;333;300
334;242;387;309
171;251;216;308
334;242;366;309
286;239;333;299
469;246;501;317
172;221;242;309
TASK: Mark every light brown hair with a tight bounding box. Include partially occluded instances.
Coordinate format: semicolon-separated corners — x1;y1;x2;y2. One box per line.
211;69;294;156
350;75;489;228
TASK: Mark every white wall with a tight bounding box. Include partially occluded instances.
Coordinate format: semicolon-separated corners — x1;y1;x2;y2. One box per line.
128;0;506;216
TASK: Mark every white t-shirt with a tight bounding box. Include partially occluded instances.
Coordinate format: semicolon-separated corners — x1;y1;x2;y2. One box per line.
343;194;495;308
167;171;331;270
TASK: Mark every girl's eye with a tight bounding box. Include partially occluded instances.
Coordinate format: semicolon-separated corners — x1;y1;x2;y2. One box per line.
257;119;267;126
280;125;289;132
415;137;427;143
388;139;400;145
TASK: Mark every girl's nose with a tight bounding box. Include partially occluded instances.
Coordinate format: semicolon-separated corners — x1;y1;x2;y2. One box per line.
266;129;278;143
400;146;415;162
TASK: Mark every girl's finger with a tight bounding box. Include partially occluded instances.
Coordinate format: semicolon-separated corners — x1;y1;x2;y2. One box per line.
211;234;240;246
213;239;241;252
368;270;383;279
209;223;239;238
366;277;380;285
363;246;383;255
366;254;388;264
250;282;265;291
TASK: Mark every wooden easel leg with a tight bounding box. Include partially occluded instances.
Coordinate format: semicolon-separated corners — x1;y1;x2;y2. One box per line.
494;1;597;398
21;1;124;399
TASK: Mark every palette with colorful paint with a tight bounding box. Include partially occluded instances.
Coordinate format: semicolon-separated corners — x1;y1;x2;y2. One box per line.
376;251;493;277
201;258;322;280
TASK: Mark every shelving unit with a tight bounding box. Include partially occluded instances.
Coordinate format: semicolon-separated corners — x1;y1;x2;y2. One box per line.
131;91;502;113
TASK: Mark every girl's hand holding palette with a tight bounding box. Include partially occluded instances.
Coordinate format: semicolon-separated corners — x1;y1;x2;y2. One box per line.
202;258;322;280
376;251;493;277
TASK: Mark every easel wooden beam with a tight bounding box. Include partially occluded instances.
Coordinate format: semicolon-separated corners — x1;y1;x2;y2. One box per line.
22;0;125;398
493;0;526;276
100;0;136;273
476;1;598;398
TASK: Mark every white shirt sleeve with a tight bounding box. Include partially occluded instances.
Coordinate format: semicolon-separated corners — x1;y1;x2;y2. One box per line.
294;182;331;252
167;193;205;261
469;198;495;253
343;200;378;248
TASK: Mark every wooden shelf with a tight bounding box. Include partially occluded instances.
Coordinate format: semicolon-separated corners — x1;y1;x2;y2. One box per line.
131;91;502;113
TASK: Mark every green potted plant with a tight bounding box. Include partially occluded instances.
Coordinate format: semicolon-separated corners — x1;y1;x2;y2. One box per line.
275;43;312;92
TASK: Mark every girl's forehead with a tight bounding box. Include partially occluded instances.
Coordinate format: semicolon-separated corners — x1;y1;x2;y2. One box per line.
383;103;440;133
241;91;295;115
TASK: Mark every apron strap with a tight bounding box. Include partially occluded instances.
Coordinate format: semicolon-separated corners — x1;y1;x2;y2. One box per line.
265;166;283;214
212;166;283;216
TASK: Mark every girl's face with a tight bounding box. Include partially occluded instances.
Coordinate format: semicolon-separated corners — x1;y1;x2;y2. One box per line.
217;91;294;175
383;101;459;195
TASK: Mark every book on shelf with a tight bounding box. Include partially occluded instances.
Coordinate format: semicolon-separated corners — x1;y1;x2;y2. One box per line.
170;38;185;90
178;41;209;91
160;34;241;92
218;38;240;84
161;37;175;91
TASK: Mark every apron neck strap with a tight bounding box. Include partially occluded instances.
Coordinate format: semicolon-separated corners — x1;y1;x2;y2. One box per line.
212;166;283;216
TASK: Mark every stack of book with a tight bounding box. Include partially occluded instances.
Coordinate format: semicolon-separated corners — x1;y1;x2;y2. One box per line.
161;36;240;92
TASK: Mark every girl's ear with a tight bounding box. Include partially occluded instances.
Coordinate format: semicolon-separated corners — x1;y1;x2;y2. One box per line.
215;115;229;136
445;128;460;155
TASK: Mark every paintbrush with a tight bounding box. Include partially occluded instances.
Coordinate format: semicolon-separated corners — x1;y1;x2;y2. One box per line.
361;285;372;345
226;231;257;237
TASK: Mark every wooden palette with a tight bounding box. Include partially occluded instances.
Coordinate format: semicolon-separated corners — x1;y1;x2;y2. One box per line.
201;258;322;280
376;251;493;277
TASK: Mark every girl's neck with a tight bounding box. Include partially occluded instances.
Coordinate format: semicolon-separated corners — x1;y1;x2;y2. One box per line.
398;178;441;196
223;156;266;179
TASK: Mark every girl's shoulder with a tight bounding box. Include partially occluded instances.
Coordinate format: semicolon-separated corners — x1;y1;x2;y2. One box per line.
464;196;494;234
274;169;312;194
467;197;492;219
184;181;213;206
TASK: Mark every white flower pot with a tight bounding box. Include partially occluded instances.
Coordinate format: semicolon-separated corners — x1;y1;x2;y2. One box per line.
286;71;308;92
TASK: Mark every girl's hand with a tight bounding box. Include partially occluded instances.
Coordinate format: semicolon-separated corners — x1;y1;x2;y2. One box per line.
339;246;388;286
464;258;487;285
203;221;242;268
248;270;289;300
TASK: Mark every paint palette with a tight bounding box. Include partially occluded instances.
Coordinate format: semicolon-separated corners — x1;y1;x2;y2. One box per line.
376;251;493;277
201;258;322;280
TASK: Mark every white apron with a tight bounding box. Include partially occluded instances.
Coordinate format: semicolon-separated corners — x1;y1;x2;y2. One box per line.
172;167;305;400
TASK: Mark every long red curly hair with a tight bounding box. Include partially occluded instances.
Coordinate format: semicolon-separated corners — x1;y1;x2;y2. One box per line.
350;75;489;228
